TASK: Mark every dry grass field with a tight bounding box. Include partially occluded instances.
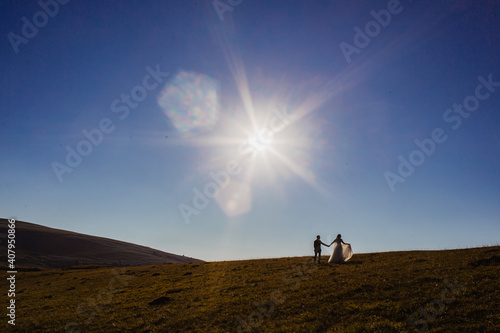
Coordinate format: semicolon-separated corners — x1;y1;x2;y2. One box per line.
7;246;499;332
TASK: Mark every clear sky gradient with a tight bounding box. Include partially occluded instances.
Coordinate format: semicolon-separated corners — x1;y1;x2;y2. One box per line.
1;0;499;261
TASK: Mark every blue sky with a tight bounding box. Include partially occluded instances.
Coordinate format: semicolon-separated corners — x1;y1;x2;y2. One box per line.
1;0;499;261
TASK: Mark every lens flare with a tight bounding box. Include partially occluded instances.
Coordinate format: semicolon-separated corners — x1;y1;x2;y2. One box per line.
158;71;219;136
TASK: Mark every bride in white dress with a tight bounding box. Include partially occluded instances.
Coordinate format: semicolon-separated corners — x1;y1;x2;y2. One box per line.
328;234;353;264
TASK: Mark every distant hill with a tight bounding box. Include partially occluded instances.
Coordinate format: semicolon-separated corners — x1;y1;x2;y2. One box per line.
0;219;203;268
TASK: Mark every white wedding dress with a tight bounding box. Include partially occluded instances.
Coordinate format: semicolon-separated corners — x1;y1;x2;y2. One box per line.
328;239;353;264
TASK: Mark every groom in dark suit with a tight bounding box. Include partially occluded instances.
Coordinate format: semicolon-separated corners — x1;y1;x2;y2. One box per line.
314;235;330;264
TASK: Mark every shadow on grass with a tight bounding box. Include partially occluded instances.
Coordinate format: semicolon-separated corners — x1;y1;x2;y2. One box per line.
469;255;499;267
317;260;363;267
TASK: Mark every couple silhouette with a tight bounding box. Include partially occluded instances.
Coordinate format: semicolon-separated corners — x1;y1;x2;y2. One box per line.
314;234;353;264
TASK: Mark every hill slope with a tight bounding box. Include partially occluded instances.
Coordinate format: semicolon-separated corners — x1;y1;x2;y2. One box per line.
11;246;500;332
0;219;202;267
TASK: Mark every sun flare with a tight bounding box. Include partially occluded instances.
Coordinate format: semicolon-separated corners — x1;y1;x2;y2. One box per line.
158;30;341;217
247;130;273;153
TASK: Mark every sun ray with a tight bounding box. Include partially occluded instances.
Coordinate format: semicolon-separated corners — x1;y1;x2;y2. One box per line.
215;29;259;133
266;146;331;198
182;135;243;148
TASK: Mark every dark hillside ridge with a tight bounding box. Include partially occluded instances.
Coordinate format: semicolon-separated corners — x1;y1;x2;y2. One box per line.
0;218;203;268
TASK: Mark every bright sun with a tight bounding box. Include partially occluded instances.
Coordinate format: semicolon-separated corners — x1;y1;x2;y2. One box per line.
247;130;273;153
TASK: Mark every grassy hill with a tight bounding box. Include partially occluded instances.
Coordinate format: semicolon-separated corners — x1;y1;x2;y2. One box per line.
10;246;499;332
0;219;202;267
